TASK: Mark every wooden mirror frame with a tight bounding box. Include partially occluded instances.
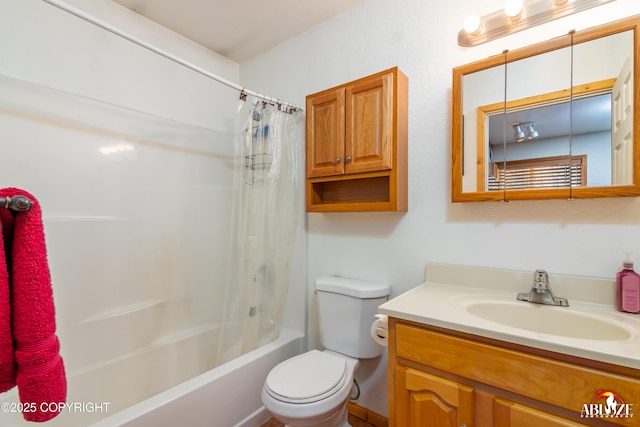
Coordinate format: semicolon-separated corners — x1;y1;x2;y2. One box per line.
452;15;640;202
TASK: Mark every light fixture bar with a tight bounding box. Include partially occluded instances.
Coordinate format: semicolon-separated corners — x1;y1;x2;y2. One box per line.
458;0;616;47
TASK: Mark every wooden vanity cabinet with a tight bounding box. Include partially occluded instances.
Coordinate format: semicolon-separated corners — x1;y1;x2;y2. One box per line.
305;67;408;212
388;318;640;427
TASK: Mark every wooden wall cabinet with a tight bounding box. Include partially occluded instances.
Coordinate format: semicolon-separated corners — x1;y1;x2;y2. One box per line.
388;319;640;427
305;67;408;212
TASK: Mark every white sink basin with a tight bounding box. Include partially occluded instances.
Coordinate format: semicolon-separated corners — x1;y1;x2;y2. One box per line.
466;301;632;340
378;265;640;368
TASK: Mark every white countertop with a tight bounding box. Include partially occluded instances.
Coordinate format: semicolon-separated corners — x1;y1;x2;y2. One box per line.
378;264;640;369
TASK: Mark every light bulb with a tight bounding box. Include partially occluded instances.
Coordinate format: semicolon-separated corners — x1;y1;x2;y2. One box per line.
505;0;524;18
463;15;482;34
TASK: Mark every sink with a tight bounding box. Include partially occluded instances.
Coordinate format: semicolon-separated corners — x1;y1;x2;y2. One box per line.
466;301;632;340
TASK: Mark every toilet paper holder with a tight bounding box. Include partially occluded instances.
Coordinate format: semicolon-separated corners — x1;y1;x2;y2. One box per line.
370;314;389;346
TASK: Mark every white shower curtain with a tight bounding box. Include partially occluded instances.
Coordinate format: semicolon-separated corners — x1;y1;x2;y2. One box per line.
217;98;302;364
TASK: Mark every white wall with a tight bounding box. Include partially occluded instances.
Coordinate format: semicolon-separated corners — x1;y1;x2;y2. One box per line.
239;0;640;417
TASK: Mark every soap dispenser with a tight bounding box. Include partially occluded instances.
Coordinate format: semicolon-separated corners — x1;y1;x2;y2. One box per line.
616;255;640;314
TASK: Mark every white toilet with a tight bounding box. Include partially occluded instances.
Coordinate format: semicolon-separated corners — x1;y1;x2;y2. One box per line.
262;276;390;427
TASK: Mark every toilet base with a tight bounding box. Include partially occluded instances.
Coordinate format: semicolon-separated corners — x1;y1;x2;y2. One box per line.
276;399;350;427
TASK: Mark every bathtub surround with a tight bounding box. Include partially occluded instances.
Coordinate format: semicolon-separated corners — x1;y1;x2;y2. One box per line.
0;188;66;422
0;74;236;426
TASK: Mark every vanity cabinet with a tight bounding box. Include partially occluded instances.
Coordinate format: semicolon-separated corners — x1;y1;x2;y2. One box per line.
388;318;640;427
305;67;408;212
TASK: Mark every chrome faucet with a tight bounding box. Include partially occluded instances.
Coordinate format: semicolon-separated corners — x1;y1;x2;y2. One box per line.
516;269;569;307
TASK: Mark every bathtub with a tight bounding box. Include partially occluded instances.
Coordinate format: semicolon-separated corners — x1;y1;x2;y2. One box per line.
88;328;303;427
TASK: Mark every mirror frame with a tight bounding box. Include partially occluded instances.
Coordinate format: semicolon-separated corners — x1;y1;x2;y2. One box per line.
452;15;640;202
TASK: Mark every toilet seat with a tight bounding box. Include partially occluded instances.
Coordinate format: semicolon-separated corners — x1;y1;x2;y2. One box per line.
265;350;347;404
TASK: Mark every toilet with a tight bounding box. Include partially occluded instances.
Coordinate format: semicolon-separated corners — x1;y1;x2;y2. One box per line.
262;276;390;427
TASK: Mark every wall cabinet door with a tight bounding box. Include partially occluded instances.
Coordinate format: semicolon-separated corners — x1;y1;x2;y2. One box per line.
345;71;393;174
395;366;474;427
306;87;345;178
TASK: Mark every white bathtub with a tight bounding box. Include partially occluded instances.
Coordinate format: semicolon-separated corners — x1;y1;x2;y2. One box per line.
88;328;303;427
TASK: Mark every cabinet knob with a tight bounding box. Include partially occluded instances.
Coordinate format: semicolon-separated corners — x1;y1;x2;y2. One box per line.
345;156;352;163
334;157;341;165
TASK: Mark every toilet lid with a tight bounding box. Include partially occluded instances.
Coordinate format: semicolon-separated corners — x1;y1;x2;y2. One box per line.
265;350;347;403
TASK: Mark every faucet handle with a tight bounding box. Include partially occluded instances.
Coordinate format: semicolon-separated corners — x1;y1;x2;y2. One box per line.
533;269;549;292
533;269;548;281
518;269;569;306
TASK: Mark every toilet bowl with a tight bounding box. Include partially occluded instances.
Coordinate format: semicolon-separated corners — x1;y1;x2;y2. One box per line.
261;276;390;427
261;350;359;427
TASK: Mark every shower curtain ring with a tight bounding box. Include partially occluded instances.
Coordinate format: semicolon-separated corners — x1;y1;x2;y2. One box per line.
239;91;248;102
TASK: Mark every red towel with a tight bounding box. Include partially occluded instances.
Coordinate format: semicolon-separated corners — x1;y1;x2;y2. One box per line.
0;188;66;422
0;198;16;392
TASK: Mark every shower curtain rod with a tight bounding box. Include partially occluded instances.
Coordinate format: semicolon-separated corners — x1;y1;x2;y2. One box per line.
41;0;303;112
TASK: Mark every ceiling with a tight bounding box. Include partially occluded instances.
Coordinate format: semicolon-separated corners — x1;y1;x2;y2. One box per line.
112;0;365;62
488;93;612;146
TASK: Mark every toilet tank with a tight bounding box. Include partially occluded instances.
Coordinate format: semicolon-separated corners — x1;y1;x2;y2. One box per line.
315;276;390;359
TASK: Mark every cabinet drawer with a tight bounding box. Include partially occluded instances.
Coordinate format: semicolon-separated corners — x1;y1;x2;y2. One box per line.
395;323;640;424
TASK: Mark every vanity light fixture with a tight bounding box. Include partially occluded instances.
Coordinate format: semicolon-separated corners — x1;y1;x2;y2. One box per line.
463;15;482;35
458;0;616;47
513;122;538;142
504;0;524;19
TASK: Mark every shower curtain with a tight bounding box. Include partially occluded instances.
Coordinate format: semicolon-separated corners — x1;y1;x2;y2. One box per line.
217;98;302;364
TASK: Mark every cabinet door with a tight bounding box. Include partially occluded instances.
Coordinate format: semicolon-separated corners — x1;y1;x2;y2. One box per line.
345;71;394;174
306;87;345;178
396;366;474;427
494;398;587;427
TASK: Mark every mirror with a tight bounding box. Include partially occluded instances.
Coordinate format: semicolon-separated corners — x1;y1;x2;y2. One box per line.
452;16;640;202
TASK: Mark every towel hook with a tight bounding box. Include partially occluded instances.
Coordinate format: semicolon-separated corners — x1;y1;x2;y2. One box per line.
0;196;33;212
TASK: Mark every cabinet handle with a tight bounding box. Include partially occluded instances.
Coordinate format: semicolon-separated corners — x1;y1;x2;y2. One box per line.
334;157;341;165
345;156;352;163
